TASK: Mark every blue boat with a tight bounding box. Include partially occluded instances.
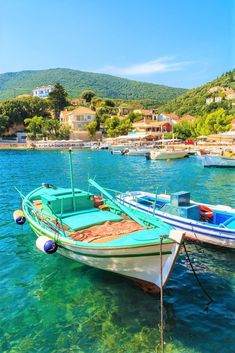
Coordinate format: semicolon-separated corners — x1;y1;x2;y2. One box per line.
202;154;235;168
117;191;235;249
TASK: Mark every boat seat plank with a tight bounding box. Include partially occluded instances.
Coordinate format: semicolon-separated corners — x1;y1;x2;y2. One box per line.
63;210;123;230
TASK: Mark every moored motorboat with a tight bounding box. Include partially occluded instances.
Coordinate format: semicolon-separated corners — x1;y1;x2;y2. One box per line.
15;152;184;292
201;154;235;168
146;149;188;160
117;191;235;248
110;149;122;154
123;148;152;156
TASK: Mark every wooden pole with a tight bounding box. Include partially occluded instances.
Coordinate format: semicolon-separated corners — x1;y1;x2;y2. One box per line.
68;148;76;211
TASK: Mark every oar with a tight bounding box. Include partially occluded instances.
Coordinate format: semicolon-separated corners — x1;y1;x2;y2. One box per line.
88;179;147;228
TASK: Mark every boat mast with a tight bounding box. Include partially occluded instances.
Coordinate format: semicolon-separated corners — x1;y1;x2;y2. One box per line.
68;148;76;211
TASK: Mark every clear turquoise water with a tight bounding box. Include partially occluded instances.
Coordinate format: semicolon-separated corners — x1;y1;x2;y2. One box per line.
1;150;235;353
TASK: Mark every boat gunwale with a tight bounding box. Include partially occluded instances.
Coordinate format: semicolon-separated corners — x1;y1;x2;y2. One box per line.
22;189;175;250
117;195;235;238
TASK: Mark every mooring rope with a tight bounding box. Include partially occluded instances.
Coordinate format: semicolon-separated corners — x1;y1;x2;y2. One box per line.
183;242;214;308
160;236;164;353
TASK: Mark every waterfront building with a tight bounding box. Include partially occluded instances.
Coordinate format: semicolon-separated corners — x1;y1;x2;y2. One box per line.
133;119;172;140
60;106;100;140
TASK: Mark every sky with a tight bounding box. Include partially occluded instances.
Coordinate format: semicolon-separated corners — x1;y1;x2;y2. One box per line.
0;0;234;88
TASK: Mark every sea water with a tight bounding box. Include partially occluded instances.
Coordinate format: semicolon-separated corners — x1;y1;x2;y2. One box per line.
0;150;235;353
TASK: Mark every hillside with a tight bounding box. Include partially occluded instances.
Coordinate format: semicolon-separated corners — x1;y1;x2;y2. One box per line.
156;70;235;116
0;68;186;102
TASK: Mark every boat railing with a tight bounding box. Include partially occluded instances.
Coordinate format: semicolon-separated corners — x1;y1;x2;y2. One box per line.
102;187;164;215
23;198;66;238
102;187;157;207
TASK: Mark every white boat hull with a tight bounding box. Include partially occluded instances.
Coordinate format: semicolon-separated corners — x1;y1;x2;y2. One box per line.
30;221;183;289
202;155;235;167
126;149;151;156
149;150;188;160
117;194;235;249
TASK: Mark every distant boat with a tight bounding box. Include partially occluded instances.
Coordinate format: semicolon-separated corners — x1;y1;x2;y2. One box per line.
16;152;184;292
146;149;188;160
123;148;152;156
117;191;235;249
202;155;235;168
110;149;122;154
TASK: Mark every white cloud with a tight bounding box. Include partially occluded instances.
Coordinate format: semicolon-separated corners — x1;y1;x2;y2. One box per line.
95;57;189;76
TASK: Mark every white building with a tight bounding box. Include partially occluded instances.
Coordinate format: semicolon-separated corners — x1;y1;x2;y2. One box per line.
206;98;214;105
214;96;222;103
32;85;54;98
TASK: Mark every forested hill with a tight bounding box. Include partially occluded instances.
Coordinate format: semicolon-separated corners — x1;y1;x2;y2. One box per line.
157;70;235;116
0;68;186;102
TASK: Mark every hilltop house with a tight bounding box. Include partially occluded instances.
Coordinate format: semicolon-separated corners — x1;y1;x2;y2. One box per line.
60;106;99;140
32;85;54;98
118;106;134;116
133;109;158;120
206;96;222;104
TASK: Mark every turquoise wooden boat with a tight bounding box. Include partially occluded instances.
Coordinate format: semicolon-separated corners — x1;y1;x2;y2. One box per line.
19;177;184;292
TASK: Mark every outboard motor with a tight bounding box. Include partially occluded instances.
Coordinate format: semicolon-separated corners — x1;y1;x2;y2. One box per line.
145;152;151;160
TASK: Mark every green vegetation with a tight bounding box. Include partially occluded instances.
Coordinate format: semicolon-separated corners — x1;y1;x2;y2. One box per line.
166;108;234;139
24;116;71;140
48;83;68;119
0;96;50;134
157;70;235;116
105;117;132;137
87;121;98;140
81;89;96;102
0;68;186;101
0;70;234;140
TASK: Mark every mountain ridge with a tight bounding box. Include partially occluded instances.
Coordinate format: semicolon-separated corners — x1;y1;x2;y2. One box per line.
0;67;187;102
156;70;235;116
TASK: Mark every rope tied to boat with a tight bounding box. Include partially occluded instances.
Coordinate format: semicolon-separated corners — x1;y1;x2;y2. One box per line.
160;236;165;353
183;242;214;310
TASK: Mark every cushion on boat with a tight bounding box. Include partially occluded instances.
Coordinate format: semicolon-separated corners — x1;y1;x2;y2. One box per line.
62;210;123;230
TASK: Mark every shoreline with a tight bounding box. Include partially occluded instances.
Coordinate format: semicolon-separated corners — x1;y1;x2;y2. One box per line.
0;142;233;151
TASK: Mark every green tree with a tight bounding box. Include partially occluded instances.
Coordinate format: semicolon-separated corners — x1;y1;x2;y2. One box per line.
57;123;71;139
0;114;9;135
173;120;192;139
48;83;68;119
202;109;233;135
103;99;115;107
24;116;44;140
87;121;98;140
81;90;96;103
105;116;120;137
0;97;49;126
127;111;142;122
42;119;61;139
118;118;132;135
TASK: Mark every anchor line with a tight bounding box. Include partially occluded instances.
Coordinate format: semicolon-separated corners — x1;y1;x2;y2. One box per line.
183;242;214;308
